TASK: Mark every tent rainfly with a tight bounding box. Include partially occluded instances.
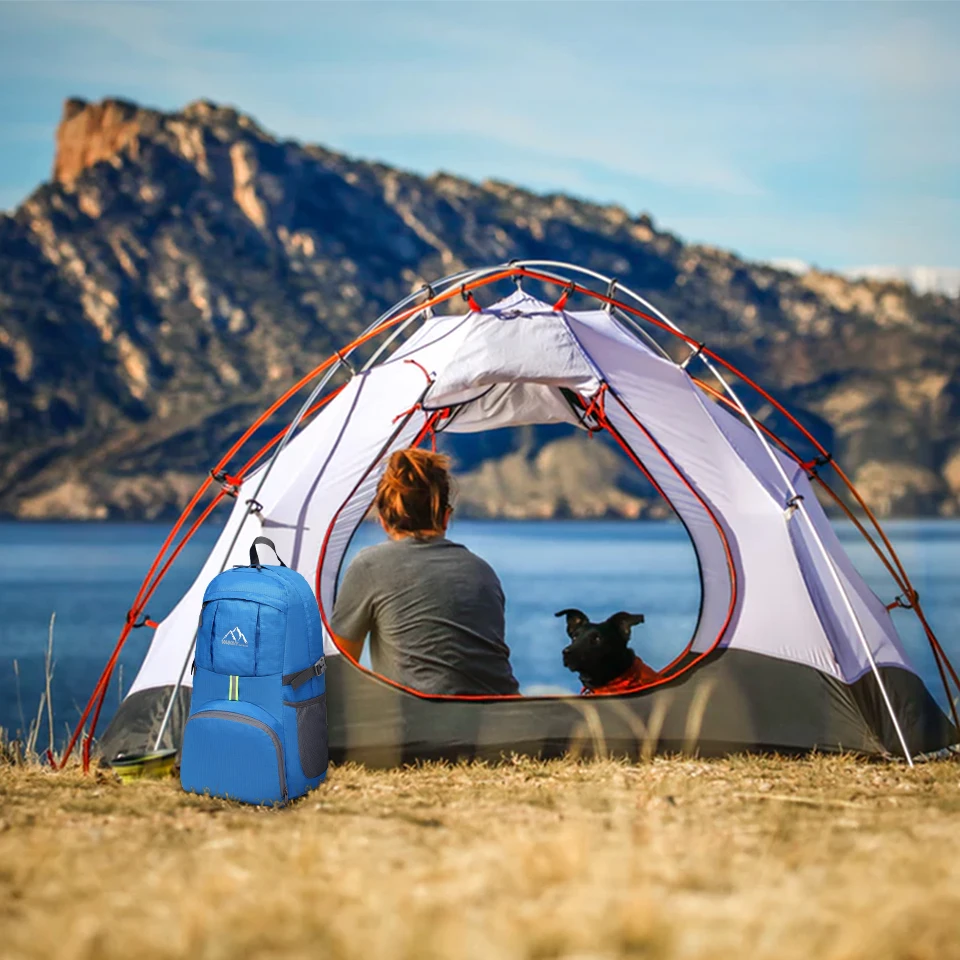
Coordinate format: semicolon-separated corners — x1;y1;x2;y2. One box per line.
63;262;959;770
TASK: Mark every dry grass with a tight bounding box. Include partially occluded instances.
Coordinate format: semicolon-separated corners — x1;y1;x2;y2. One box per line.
2;754;960;960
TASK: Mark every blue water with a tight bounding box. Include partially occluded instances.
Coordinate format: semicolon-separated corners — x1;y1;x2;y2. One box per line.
1;519;958;744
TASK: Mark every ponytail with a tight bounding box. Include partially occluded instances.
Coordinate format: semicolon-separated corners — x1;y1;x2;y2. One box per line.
375;448;452;537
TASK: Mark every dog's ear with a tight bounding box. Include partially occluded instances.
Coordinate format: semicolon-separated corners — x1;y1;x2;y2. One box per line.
555;608;589;638
605;612;644;642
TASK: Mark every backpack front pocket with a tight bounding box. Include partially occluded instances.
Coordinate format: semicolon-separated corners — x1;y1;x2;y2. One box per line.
199;598;284;676
180;700;287;805
284;693;328;780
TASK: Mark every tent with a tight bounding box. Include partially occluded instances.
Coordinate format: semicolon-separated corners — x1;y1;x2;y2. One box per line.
64;261;959;770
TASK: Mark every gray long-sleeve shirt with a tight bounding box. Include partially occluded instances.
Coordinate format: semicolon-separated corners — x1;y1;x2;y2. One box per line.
330;536;520;696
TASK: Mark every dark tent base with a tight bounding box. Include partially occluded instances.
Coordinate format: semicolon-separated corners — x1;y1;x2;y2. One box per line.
99;649;957;768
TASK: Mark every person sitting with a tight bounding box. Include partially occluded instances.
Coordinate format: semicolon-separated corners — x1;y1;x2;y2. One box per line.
331;448;520;697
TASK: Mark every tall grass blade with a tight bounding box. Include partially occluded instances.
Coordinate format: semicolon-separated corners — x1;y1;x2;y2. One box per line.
26;691;46;758
45;612;56;759
606;698;652;754
683;679;716;755
568;700;608;760
641;697;669;762
14;658;26;740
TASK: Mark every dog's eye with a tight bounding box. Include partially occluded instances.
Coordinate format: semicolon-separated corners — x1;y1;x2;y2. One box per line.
591;635;603;646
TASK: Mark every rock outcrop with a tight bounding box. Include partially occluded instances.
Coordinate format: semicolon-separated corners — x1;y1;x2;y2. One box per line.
53;98;146;187
1;96;958;520
456;435;666;520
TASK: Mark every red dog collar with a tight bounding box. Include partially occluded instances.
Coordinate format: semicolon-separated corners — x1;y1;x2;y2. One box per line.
582;656;660;696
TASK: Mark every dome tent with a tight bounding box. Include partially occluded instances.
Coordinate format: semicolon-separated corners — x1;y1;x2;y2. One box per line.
64;262;958;771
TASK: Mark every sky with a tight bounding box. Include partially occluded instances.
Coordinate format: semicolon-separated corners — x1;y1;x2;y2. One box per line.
0;1;957;271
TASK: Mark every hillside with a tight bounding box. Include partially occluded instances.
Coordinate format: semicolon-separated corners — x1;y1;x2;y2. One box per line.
1;97;959;519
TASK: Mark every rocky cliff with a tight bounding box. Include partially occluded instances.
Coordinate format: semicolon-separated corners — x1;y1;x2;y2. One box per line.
1;97;958;520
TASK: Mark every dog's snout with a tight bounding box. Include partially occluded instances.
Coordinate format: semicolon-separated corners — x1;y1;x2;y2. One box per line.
562;644;574;665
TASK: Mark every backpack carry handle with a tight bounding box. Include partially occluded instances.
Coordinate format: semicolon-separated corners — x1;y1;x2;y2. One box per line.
249;537;287;569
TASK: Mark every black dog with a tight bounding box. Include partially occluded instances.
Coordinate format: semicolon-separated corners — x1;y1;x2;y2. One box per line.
556;608;659;695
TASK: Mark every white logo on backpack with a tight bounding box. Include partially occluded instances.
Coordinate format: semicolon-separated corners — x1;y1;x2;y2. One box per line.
220;627;248;646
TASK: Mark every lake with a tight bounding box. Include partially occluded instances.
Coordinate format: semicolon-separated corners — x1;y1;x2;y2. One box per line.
1;519;959;745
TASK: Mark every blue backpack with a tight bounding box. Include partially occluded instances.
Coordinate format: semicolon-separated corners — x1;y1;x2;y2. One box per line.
180;537;328;805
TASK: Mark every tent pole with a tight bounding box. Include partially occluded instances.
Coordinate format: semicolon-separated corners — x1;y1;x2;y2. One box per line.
699;360;915;766
149;279;451;752
576;266;916;611
360;298;437;372
138;258;919;763
151;358;350;750
153;628;194;751
85;268;497;762
497;261;924;762
609;277;914;764
524;262;915;766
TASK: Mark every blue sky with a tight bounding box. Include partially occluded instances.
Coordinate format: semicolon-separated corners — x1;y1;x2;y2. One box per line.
0;1;957;270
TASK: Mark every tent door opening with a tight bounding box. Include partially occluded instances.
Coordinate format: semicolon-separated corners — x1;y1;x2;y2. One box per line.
319;383;721;699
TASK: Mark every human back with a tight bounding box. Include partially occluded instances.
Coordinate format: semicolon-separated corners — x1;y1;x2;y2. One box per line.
331;449;519;696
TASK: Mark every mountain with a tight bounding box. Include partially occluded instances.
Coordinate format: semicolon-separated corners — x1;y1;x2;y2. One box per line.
1;97;959;520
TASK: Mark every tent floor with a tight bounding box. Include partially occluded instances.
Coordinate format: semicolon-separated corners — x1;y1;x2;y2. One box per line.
99;648;956;767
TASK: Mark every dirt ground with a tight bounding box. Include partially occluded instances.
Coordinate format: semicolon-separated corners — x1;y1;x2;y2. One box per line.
1;754;959;960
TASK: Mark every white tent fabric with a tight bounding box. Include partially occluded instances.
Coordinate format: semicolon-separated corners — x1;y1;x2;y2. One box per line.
128;290;915;701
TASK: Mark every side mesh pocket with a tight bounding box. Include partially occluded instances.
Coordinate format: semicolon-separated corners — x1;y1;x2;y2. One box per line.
287;693;328;779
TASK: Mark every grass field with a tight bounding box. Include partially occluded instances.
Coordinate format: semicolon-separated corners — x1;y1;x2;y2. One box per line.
1;754;960;960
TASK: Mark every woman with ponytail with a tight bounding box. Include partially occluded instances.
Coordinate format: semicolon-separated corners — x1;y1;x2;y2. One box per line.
331;448;519;696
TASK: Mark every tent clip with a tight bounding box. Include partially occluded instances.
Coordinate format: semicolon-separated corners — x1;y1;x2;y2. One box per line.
887;591;918;611
603;277;618;312
461;284;482;312
681;342;706;370
418;283;437;321
784;493;804;517
334;348;356;377
553;281;575;312
245;498;264;515
210;469;241;498
803;452;833;477
126;610;156;629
